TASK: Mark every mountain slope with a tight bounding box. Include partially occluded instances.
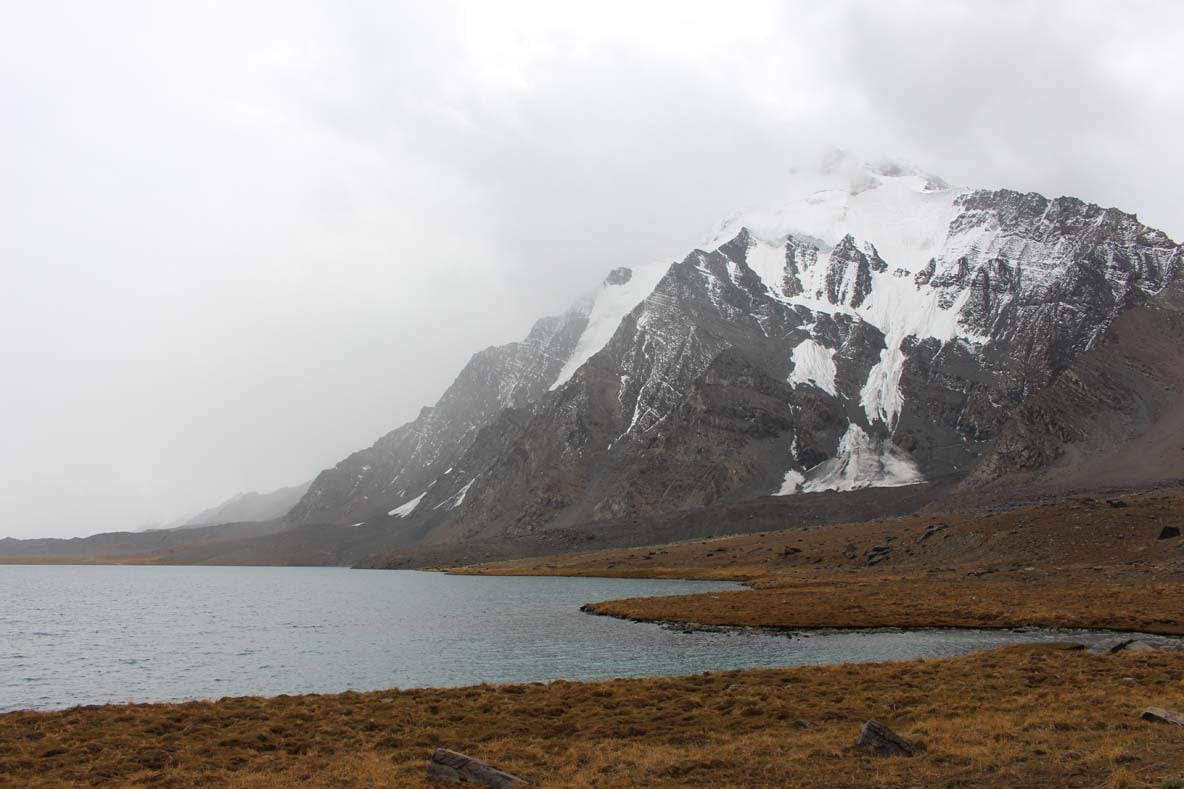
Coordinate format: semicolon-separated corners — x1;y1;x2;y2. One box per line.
967;278;1184;492
287;268;666;530
176;482;311;528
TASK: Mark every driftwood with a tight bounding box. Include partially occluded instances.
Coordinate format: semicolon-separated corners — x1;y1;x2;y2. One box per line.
854;720;921;757
426;748;529;786
1141;707;1184;727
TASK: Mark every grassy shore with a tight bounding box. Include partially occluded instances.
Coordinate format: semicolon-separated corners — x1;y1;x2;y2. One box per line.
2;644;1183;787
458;489;1184;635
4;488;1183;786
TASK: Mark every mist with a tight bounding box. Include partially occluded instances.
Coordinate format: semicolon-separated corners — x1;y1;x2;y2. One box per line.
2;0;1181;538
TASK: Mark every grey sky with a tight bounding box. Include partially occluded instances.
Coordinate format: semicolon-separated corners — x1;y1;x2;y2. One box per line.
2;1;1180;538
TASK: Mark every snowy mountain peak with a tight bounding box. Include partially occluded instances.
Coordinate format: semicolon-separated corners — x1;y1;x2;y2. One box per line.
290;159;1182;544
705;153;964;278
814;146;951;194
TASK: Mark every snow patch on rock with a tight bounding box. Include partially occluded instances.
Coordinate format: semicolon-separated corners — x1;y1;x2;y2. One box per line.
789;338;837;395
436;477;476;511
801;424;924;493
388;492;426;518
551;260;669;390
718;161;992;429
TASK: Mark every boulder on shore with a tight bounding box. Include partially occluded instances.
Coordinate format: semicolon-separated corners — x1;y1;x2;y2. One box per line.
1089;638;1136;655
426;748;529;787
1141;707;1184;727
854;720;922;757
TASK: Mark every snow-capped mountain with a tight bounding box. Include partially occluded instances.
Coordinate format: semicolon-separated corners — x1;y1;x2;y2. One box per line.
287;151;1181;546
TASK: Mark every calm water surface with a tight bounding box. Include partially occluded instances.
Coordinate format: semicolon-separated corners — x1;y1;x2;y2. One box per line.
0;565;1145;712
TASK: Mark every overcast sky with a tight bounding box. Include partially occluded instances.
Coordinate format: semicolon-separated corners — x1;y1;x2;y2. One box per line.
2;1;1181;539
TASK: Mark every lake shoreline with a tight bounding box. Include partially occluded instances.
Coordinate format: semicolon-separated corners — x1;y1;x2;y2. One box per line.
4;642;1183;787
5;489;1183;785
453;489;1184;638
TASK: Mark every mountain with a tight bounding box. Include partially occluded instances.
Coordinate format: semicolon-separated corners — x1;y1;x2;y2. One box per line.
286;150;1181;554
4;151;1178;567
175;482;312;529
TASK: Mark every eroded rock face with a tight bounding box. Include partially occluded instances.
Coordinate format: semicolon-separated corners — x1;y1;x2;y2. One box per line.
824;235;882;308
966;281;1184;490
782;237;817;297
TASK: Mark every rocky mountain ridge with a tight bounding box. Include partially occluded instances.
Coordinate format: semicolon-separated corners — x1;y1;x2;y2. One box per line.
174;482;311;529
285;154;1180;554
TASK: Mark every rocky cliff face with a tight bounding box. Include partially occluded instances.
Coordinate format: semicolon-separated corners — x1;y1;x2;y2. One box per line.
966;279;1184;492
287;153;1182;551
288;297;595;526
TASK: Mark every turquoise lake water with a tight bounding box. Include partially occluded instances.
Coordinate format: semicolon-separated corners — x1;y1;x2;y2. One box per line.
0;564;1141;712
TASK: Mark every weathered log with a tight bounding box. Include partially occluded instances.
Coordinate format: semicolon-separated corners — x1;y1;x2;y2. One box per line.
1141;707;1184;727
426;748;529;786
854;720;921;757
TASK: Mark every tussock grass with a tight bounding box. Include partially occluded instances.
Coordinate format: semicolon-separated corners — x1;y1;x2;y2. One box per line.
586;576;1184;634
3;645;1184;787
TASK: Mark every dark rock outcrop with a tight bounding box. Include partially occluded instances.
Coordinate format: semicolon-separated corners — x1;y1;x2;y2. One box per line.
426;748;528;786
854;720;921;757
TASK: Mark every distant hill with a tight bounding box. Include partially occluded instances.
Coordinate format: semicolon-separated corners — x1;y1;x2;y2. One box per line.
175;482;311;529
0;519;289;562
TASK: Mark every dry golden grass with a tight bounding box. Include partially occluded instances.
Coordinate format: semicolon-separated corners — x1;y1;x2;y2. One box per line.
586;576;1184;634
463;488;1184;635
3;644;1184;787
458;489;1184;582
